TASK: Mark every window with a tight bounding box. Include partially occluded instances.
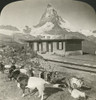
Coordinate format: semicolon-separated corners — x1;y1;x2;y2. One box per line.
57;42;63;50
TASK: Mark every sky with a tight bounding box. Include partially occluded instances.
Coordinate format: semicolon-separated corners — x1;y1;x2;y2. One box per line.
0;0;96;32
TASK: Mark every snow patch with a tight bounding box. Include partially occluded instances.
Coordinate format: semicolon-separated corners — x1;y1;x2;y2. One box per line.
30;22;54;36
79;29;93;36
0;29;21;36
59;19;80;32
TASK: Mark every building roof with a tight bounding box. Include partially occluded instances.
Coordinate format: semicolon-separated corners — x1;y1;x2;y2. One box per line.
25;38;84;42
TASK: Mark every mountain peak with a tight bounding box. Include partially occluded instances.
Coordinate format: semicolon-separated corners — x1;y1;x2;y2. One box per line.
47;4;52;8
35;4;62;27
32;4;87;40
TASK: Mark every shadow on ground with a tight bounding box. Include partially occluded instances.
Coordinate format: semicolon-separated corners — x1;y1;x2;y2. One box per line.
44;87;63;100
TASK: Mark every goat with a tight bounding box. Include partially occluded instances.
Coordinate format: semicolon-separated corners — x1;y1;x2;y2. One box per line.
19;69;27;75
8;69;21;80
12;70;49;100
39;71;58;83
67;77;84;89
8;69;49;100
39;71;49;81
27;68;35;77
10;67;34;78
68;87;87;100
4;65;11;69
39;71;45;79
25;77;49;100
8;65;16;80
53;83;68;89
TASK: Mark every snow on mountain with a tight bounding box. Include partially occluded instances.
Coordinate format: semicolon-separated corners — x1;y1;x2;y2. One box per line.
0;4;93;39
0;4;95;42
35;4;61;27
30;22;54;36
43;4;57;19
59;19;79;32
0;29;20;36
79;29;93;36
30;4;92;39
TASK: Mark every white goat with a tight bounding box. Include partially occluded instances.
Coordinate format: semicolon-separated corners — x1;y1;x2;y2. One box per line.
68;87;86;99
4;65;11;69
25;77;50;100
69;77;84;89
19;68;27;74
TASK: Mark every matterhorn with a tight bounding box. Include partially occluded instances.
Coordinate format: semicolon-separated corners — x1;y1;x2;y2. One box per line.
31;4;86;39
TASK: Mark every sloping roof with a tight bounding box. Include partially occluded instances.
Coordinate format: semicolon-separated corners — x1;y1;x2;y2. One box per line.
25;38;84;42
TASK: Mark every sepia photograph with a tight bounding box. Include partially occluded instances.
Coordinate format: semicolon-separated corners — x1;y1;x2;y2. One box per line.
0;0;96;100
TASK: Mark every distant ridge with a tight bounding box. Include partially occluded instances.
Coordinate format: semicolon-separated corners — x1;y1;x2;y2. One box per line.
0;25;19;31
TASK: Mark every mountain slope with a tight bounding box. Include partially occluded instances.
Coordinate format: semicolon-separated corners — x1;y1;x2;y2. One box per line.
0;34;12;42
32;4;87;39
87;35;96;43
35;4;62;27
0;25;19;31
12;33;36;43
82;40;96;54
0;33;22;48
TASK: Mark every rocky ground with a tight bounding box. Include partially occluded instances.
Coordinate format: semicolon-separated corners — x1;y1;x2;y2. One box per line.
0;66;96;100
0;46;96;100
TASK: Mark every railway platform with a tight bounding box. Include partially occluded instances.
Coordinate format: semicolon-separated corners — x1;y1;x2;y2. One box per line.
38;53;96;73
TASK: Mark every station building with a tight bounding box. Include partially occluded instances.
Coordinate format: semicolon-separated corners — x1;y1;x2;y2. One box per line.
25;38;83;56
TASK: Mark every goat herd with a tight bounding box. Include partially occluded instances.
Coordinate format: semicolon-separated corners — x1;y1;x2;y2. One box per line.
0;61;91;100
